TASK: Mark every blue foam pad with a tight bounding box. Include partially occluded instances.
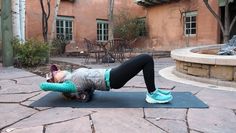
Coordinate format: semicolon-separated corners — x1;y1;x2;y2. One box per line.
31;91;208;108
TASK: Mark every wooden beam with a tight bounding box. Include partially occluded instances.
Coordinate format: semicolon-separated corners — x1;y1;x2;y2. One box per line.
136;0;171;7
151;0;162;4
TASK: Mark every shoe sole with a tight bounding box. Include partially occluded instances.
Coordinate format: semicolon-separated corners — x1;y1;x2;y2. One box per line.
145;96;173;104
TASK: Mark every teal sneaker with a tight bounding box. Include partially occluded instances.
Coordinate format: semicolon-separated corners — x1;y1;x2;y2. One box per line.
146;90;173;104
157;88;171;95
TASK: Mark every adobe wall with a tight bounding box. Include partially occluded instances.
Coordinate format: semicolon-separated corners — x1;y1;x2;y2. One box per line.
145;0;219;51
26;0;145;51
25;0;221;52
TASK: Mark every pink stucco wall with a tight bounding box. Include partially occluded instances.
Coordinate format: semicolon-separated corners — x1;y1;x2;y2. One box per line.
145;0;219;51
26;0;145;50
25;0;220;52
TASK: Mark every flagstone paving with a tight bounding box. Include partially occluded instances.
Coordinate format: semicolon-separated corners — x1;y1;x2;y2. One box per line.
0;57;236;133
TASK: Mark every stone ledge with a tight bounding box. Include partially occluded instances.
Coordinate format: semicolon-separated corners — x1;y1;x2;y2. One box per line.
172;69;236;88
171;44;236;66
172;44;236;82
175;60;236;81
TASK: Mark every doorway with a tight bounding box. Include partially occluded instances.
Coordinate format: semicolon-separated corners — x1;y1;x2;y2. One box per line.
229;1;236;38
220;1;236;42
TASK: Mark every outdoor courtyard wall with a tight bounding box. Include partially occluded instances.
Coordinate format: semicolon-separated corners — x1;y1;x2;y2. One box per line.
146;0;219;51
25;0;145;51
0;0;222;54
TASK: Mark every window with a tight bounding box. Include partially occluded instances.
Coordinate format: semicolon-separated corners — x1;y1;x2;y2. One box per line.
97;20;108;42
56;16;73;40
137;17;147;36
184;11;197;36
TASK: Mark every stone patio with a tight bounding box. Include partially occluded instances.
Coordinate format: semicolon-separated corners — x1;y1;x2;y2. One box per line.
0;57;236;133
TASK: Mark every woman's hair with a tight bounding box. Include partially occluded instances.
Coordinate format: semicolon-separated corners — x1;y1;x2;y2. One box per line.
51;64;58;72
46;65;59;82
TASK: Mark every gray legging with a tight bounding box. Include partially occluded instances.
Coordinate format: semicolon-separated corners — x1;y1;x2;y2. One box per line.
110;54;156;93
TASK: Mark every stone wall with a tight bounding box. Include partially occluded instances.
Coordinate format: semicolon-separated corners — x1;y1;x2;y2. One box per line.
176;60;236;82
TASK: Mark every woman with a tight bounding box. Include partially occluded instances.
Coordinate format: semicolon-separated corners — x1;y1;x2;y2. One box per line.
40;54;173;103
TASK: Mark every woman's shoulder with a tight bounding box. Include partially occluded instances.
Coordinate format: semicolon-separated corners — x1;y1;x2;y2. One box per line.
72;67;89;74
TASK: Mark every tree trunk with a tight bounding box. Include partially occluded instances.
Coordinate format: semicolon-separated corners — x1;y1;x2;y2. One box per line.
49;0;61;44
108;0;114;41
40;0;50;42
224;0;230;43
1;0;14;67
11;0;25;42
19;0;26;42
203;0;232;43
11;0;21;40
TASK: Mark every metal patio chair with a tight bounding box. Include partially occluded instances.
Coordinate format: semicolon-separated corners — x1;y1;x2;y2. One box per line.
84;38;103;63
109;38;126;62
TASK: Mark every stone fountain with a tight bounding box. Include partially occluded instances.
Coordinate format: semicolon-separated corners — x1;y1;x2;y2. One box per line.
171;36;236;87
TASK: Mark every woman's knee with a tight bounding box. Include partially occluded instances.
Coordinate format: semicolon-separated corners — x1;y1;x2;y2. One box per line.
140;54;153;63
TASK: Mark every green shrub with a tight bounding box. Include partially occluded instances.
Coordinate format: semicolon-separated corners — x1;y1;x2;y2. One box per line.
13;39;50;67
114;11;147;41
51;36;69;56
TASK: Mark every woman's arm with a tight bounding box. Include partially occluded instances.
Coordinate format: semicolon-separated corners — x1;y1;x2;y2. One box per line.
40;80;77;93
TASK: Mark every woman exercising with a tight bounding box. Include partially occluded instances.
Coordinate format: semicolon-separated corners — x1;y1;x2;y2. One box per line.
40;54;173;103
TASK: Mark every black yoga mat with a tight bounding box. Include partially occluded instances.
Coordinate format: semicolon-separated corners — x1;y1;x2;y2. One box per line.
31;91;208;108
